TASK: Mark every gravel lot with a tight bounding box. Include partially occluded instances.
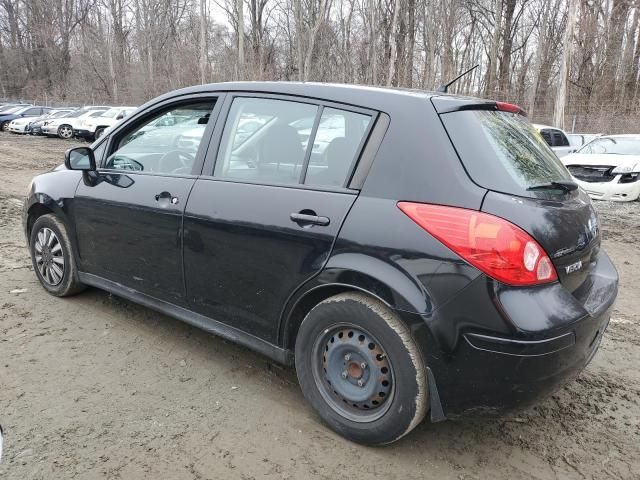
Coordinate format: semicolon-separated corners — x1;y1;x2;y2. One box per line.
0;132;639;479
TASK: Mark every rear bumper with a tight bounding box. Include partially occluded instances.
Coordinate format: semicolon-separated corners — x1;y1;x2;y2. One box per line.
419;250;618;418
575;177;640;202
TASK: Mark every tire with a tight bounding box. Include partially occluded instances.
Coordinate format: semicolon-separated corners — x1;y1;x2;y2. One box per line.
29;214;86;297
57;124;73;139
94;127;105;139
1;121;9;132
295;292;428;445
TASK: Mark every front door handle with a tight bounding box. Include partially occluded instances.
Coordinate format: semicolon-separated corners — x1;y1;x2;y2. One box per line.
290;211;330;227
155;191;179;205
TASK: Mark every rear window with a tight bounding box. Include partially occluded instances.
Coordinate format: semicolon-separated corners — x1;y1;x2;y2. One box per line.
441;110;572;197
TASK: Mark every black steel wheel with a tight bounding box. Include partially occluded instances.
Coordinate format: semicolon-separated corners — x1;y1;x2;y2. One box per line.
295;292;428;445
29;214;85;297
313;324;394;422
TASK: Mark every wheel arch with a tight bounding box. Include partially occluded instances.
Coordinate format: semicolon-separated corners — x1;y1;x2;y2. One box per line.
25;203;55;244
279;255;434;352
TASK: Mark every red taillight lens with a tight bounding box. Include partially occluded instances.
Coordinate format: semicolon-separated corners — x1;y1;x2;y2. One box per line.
496;101;524;115
397;202;557;286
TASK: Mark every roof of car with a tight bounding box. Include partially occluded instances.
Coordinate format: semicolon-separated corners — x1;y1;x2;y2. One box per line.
533;123;564;131
191;81;436;98
595;134;640;138
138;81;497;118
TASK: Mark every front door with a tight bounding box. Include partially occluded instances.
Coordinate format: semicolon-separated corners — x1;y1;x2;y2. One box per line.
183;95;376;343
73;98;220;304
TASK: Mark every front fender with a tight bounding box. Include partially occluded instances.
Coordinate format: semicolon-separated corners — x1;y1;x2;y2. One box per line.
23;169;83;243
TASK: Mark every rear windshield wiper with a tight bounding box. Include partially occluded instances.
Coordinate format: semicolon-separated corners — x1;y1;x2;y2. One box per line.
527;180;578;192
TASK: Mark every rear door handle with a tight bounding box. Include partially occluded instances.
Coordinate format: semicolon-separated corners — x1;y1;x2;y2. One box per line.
290;212;330;227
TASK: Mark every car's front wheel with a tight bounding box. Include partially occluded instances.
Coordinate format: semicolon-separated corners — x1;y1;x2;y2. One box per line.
57;124;73;139
1;121;10;132
295;292;428;445
29;214;85;297
95;127;105;139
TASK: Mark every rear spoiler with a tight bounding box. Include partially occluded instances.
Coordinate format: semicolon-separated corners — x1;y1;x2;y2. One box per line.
431;96;527;116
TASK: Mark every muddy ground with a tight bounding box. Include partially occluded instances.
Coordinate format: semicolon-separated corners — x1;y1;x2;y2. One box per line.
0;131;638;479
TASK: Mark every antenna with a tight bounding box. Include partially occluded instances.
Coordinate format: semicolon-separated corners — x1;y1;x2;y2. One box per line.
437;64;479;93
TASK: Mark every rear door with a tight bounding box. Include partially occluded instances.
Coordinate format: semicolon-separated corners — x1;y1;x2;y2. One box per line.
183;94;376;343
74;95;222;304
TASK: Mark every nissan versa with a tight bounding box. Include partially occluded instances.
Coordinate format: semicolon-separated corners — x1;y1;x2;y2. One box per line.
23;82;618;445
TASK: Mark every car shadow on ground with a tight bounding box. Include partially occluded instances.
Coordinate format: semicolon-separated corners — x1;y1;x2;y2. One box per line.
66;285;638;479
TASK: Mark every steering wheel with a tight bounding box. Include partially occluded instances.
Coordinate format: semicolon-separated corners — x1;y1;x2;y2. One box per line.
157;150;195;174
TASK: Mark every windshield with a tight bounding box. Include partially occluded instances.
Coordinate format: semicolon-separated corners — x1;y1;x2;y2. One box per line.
64;110;86;118
441;110;572;197
1;106;23;114
577;137;640;155
51;110;73;118
100;108;119;118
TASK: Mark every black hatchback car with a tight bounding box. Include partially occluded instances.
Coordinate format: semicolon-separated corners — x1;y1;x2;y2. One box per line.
23;82;618;444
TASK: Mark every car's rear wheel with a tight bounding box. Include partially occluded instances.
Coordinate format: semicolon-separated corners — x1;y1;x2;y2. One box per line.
29;214;85;297
58;124;73;139
295;292;428;445
1;121;9;132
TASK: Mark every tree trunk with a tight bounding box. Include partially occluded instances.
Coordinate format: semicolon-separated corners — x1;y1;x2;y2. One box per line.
387;0;401;86
554;0;578;128
237;0;244;79
200;0;207;84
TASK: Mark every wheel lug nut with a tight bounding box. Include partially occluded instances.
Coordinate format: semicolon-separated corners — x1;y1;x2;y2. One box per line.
344;354;351;361
341;371;348;379
360;362;367;369
357;380;364;387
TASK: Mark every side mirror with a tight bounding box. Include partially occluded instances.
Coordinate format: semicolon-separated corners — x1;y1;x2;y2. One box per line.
65;147;96;171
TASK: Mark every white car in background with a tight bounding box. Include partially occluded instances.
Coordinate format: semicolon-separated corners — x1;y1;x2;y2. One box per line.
534;124;575;158
568;133;601;148
562;134;640;202
8;109;74;134
74;106;137;140
42;107;110;139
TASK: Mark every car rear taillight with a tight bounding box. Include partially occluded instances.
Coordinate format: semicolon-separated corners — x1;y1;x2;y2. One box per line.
397;202;557;286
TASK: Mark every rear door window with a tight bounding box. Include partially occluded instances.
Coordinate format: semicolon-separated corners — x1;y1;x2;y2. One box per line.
441;110;572;197
304;108;373;187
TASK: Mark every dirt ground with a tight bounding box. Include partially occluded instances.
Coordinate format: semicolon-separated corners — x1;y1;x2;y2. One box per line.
0;131;638;480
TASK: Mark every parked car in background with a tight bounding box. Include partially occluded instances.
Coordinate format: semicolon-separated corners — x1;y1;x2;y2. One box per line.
29;109;75;136
0;106;51;131
568;133;601;147
534;124;575;157
25;109;76;135
562;134;640;201
23;82;618;445
0;103;31;113
42;107;110;139
74;106;137;140
8;109;73;134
